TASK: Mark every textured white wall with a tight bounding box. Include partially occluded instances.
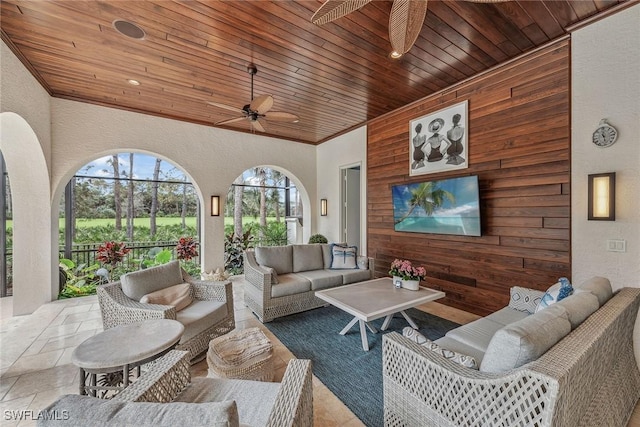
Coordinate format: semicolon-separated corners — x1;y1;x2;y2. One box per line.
571;4;640;289
1;41;55;314
316;126;367;253
50;98;317;272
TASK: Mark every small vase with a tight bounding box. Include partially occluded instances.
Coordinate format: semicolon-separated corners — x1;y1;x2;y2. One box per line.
392;276;403;288
402;279;420;291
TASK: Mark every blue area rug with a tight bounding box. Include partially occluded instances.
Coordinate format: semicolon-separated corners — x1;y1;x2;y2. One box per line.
263;305;460;427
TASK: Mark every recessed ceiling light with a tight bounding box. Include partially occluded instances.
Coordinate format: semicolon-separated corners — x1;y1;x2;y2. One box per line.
389;51;403;59
113;19;146;40
127;79;140;86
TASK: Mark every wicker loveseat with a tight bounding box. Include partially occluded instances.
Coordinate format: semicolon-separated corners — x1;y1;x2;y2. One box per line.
38;350;313;427
244;243;374;322
383;279;640;426
97;261;235;363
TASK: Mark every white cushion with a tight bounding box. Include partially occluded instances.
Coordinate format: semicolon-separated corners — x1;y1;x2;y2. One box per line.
575;276;613;307
121;260;184;301
445;318;504;353
41;394;240;427
255;245;293;274
535;278;573;313
269;273;311;298
484;307;529;326
177;300;228;343
330;244;358;269
140;282;192;312
480;304;571;373
509;286;544;314
292;244;324;272
556;291;600;330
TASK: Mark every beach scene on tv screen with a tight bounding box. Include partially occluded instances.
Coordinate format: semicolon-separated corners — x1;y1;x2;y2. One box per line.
392;175;481;236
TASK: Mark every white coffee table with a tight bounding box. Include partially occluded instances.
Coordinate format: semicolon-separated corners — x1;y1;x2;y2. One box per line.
72;319;184;397
315;278;445;351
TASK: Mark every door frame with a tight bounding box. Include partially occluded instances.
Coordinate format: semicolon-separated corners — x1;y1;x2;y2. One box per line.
339;161;363;251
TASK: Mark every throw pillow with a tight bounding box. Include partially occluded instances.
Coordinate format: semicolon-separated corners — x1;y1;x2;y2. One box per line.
535;277;573;313
509;286;545;314
330;244;358;270
140;282;192;312
402;327;479;370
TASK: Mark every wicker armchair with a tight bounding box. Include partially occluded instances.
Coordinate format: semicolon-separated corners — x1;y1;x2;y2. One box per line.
97;263;235;363
39;350;313;427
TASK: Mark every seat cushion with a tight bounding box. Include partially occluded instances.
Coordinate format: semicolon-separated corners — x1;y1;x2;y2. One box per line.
255;246;293;274
403;327;479;369
434;336;486;365
485;307;529;326
140;282;192;312
41;394;239;427
176;377;281;427
292;244;324;272
480;304;571;373
176;300;228;343
339;268;371;285
445;318;505;353
296;270;343;291
270;273;311;298
121;260;184;301
576;276;613;307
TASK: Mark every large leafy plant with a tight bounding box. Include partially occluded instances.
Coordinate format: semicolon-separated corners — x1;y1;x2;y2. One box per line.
224;226;254;275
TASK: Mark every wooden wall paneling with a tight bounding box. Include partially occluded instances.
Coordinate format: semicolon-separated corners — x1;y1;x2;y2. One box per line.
367;39;570;316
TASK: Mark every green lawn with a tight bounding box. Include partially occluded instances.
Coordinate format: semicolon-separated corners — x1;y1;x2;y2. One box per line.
5;216;277;230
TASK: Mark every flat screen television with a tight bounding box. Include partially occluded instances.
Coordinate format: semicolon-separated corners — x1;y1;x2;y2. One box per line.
392;175;481;236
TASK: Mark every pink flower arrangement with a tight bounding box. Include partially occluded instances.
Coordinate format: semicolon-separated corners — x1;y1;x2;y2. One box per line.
389;259;426;281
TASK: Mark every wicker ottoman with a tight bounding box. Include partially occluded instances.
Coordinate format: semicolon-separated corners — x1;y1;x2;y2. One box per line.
207;327;274;381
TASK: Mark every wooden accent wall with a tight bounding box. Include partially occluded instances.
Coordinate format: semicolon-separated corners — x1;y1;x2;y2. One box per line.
367;40;570;316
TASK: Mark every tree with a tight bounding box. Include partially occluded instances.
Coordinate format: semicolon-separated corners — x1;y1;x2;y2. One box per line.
181;175;187;229
110;155;122;230
254;167;267;240
269;170;283;222
126;153;134;240
394;182;455;225
233;175;244;238
150;158;161;237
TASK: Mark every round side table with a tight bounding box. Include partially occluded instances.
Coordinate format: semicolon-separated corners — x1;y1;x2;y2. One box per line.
72;319;184;398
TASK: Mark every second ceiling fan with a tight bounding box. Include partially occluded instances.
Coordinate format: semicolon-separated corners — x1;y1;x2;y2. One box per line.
312;0;509;56
208;64;299;133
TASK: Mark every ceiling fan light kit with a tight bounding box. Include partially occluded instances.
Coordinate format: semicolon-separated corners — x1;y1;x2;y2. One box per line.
208;64;299;132
312;0;510;55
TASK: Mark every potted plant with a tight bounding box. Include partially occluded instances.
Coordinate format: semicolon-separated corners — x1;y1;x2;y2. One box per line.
308;234;328;244
389;259;426;291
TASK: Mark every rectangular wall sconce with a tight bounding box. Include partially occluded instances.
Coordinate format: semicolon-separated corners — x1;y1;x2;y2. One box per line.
320;199;328;216
588;172;615;221
211;195;220;217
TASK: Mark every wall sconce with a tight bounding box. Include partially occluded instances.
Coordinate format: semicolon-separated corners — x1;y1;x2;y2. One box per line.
588;172;615;221
320;199;328;216
210;196;220;217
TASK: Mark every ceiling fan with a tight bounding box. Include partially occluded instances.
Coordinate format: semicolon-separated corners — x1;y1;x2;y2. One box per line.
208;64;299;133
311;0;509;56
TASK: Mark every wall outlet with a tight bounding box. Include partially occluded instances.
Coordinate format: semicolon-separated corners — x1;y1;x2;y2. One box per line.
606;239;626;252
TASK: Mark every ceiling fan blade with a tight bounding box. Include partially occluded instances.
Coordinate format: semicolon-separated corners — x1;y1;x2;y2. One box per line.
207;101;243;113
311;0;373;25
251;119;266;133
216;116;246;126
264;111;300;123
389;0;428;55
250;94;274;115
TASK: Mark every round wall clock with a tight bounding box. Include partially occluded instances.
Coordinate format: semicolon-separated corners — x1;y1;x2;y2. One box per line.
592;119;618;147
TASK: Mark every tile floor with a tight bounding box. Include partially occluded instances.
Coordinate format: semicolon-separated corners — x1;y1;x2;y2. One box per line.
0;278;639;427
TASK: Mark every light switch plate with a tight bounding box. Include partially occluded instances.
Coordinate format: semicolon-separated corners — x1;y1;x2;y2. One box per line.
606;239;626;252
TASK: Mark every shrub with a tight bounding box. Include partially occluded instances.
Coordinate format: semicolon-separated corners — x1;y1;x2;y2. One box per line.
224;226;254;275
308;234;328;244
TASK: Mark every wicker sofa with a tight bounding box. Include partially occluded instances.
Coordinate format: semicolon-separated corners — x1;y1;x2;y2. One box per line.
383;278;640;427
38;350;313;427
244;243;374;322
97;261;235;363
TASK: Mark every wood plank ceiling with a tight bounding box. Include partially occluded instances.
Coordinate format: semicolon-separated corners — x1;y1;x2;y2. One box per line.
0;0;630;144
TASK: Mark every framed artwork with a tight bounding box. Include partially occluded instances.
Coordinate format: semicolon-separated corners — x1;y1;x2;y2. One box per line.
409;100;468;176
